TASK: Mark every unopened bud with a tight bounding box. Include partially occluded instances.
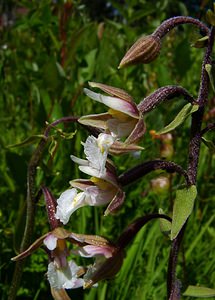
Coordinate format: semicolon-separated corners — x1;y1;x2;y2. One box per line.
118;35;161;68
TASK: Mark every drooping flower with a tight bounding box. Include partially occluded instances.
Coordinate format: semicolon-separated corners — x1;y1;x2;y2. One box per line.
71;174;125;216
78;82;145;154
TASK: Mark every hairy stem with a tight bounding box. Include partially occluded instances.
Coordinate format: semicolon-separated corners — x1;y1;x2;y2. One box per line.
153;16;209;39
138;86;195;114
117;213;172;249
118;160;189;186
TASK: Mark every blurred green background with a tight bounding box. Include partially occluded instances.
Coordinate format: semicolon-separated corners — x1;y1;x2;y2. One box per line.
0;0;214;299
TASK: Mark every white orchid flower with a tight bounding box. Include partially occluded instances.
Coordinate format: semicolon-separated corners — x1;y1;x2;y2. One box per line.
78;82;145;152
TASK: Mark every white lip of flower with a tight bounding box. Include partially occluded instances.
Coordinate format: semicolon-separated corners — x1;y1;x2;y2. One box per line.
47;260;84;290
71;133;115;178
55;189;89;225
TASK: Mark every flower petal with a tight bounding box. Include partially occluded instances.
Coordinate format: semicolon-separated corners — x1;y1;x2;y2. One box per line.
84;88;139;118
55;189;88;224
88;82;134;103
78;113;111;129
47;261;84;290
75;245;114;258
104;189;125;216
125;117;146;144
11;233;49;261
44;234;58;251
70;155;88;166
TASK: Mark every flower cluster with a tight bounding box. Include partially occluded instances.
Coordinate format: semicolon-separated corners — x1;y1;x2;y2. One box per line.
12;83;144;298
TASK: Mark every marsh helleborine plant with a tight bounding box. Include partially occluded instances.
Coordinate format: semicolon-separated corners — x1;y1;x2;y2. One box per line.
9;14;215;300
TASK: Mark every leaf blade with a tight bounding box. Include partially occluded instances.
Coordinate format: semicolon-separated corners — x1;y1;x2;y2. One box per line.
171;185;197;240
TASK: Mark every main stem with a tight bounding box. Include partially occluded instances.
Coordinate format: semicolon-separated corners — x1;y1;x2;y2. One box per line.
167;26;215;299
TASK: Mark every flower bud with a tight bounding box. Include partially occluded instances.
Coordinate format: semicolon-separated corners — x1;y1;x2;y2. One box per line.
118;35;161;68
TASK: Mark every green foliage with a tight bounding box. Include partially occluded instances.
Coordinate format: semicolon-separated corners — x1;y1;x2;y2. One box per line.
0;1;215;300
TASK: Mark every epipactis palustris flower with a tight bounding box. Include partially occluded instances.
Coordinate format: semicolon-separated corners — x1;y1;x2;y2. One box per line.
55;165;125;225
11;227;85;290
70;172;125;216
11;227;118;290
79;82;145;154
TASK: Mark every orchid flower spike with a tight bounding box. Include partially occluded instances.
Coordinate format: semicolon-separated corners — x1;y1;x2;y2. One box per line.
79;82;145;154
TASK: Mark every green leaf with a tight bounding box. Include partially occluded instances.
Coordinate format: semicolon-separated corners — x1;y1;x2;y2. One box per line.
184;285;215;297
48;138;58;158
56;62;66;78
205;64;215;92
7;135;46;148
157;103;199;134
201;137;215;152
206;9;215;26
171;185;197;240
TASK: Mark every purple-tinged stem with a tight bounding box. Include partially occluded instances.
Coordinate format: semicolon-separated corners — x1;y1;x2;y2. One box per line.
200;122;215;135
118;160;189;187
117;214;172;249
153;16;209;39
138;86;195;114
167;27;215;299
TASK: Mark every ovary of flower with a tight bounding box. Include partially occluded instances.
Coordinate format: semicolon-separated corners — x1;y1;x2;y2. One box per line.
55;189;88;225
47;260;84;290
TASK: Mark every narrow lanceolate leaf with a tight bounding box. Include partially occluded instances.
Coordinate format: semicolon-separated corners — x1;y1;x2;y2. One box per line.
7;135;46;148
157;103;199;135
183;285;215;297
171;185;197;240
